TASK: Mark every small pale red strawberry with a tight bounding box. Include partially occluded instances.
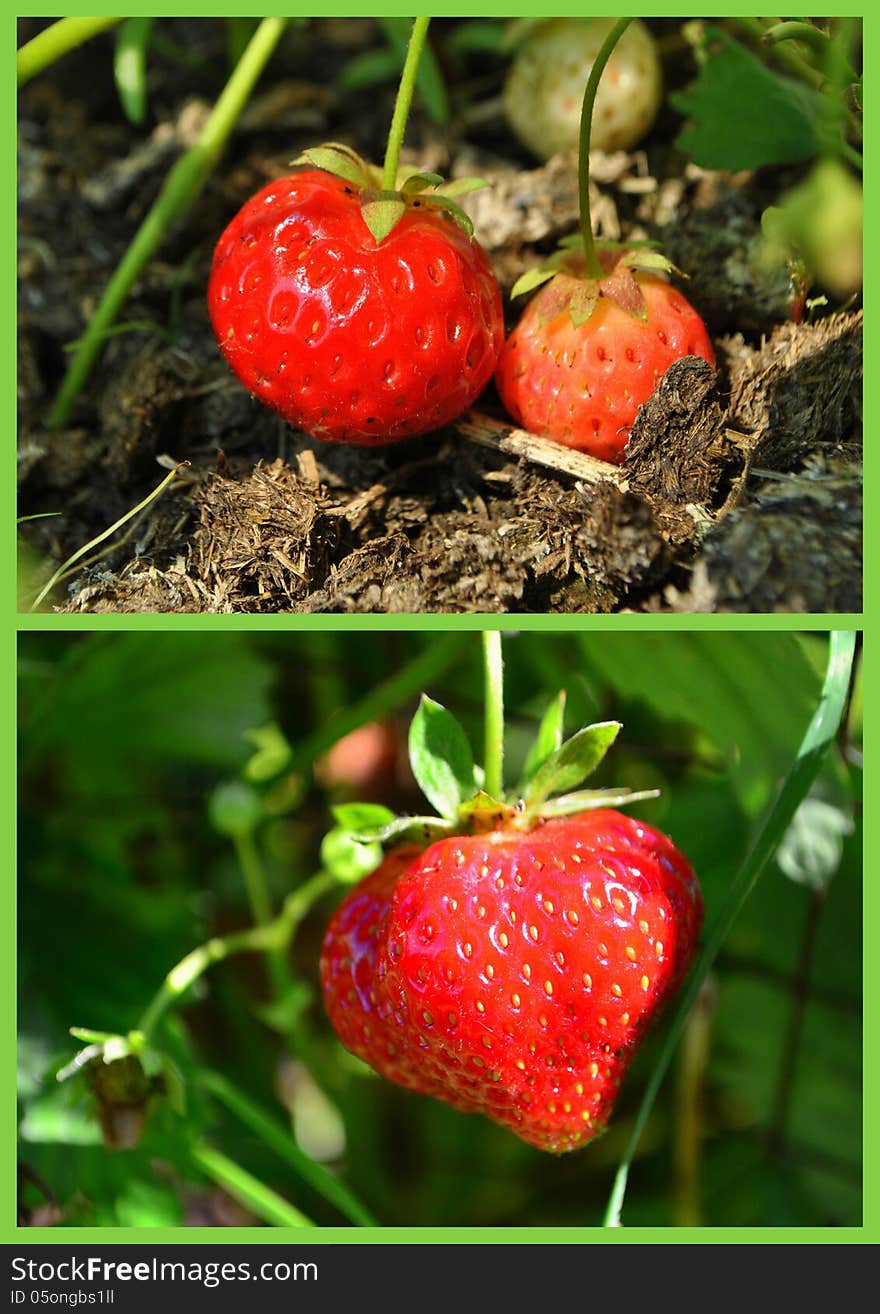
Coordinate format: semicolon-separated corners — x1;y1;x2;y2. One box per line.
320;809;702;1153
503;18;663;160
496;260;715;464
208;159;504;446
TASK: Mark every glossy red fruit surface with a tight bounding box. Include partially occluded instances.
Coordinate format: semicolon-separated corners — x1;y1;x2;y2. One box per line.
208;170;504;446
495;272;715;464
320;809;702;1153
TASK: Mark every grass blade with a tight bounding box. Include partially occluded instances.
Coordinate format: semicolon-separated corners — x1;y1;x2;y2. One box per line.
114;18;155;125
199;1069;377;1227
18;17;122;87
602;630;857;1227
48;16;286;430
191;1142;314;1228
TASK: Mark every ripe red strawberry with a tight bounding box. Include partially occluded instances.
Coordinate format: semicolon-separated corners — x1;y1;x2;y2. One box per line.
208;165;504;446
320;809;702;1153
496;263;715;465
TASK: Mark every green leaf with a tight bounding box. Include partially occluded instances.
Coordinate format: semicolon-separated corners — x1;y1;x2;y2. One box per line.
521;691;566;786
114;17;154;125
672;28;824;171
776;798;854;890
428;196;474;239
320;826;382;885
361;192;406;243
338;46;399;93
523;721;621;816
244;721;292;783
332;802;395;831
408;695;477;820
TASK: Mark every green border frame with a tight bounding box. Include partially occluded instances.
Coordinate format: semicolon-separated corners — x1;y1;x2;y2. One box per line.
11;4;871;1246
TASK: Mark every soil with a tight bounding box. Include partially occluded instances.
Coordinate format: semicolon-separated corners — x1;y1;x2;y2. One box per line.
18;17;862;614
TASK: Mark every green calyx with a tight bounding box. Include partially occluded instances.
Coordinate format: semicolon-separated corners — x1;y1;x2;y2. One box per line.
511;240;680;327
320;692;658;884
293;142;488;244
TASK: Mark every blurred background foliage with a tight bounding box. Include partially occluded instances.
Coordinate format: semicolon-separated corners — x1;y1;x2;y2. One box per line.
18;630;861;1227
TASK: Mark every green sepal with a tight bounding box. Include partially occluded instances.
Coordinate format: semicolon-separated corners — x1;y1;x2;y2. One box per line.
521;691;566;786
539;787;661;817
569;281;600;327
402;172;445;194
426;195;475;238
522;721;621;818
436;177;491;199
456;790;514;830
361;191;407;243
351;815;456;846
599;263;648;321
408;695;478;821
620;248;679;277
511;266;557;299
293;143;374;188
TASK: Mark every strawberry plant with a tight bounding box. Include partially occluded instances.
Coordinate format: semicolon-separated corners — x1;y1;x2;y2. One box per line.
18;631;860;1226
495;18;715;464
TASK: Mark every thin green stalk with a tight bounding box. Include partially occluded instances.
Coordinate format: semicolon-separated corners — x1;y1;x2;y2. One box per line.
381;17;431;189
18;17;122;86
137;870;336;1040
233;829;289;998
198;1068;377;1227
578;17;632;278
30;463;187;611
672;978;715;1227
48;16;286;430
603;630;856;1228
191;1142;314;1227
287;634;470;779
482;632;505;799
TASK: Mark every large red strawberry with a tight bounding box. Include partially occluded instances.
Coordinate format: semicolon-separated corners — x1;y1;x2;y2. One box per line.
208;152;504;446
321;808;702;1153
496;255;715;465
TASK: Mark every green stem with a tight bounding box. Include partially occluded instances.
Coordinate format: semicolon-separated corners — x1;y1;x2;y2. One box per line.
482;632;505;799
191;1142;314;1227
18;17;122;86
233;829;288;998
602;630;856;1228
48;16;286;430
137;870;336;1040
381;17;431;190
197;1068;378;1227
578;17;632;278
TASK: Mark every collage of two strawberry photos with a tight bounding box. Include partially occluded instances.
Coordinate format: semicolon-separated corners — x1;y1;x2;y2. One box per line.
15;10;866;1267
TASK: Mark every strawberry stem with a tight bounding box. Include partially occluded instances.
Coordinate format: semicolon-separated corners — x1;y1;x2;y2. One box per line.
578;17;633;279
482;631;505;800
381;16;432;191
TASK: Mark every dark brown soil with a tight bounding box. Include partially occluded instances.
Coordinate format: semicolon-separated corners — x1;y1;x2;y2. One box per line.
18;17;862;614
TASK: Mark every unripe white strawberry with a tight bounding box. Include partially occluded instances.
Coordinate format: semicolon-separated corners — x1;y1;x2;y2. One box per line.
503;18;662;160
